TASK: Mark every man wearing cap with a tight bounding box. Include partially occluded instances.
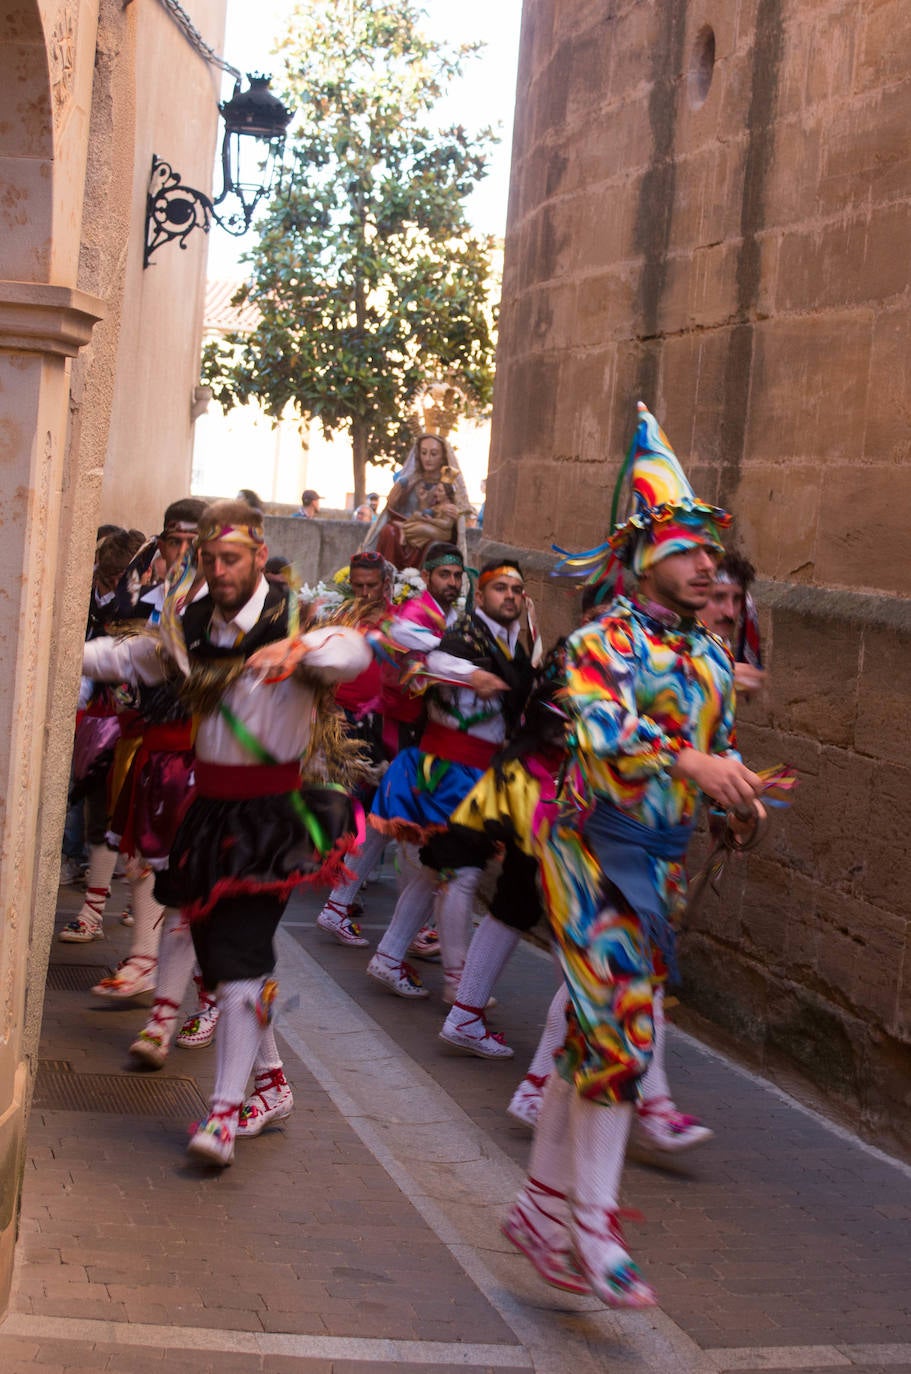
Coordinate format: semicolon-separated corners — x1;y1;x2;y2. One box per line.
364;558;539;1022
315;542;465;948
293;489;321;519
81;498;371;1166
502;404;766;1309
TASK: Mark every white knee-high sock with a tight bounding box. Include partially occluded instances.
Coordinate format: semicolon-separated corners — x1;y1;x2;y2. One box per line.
126;865;164;960
211;978;269;1107
569;1094;632;1216
525;983;569;1079
375;863;439;962
153;909;197;1007
637;986;670;1103
253;1025;284;1076
454;914;519;1008
396;839;420;894
436;866;481;983
527;1071;573;1190
326;827;387;906
77;844;118;923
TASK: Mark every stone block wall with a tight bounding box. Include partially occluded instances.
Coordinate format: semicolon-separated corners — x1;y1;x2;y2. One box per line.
488;0;911;1152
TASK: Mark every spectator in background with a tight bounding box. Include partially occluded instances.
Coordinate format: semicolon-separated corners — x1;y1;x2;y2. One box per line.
702;551;765;693
264;555;293;590
367;492;380;516
237;489;264;513
293;489;321;519
352;504;374;524
477;478;487;530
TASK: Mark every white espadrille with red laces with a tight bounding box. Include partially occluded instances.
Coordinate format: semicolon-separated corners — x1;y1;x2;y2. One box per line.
187;1102;241;1167
237;1068;294;1138
568;1204;657;1309
91;953;158;999
507;1072;548;1127
632;1095;714;1153
366;951;429;998
59;886;108;943
502;1176;590;1294
176;978;220;1049
129;997;179;1069
439;1002;514;1059
317;898;369;948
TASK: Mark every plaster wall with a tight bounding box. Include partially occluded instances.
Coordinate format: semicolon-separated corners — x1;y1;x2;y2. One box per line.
490;0;911;1152
0;0;226;1315
101;0;226;533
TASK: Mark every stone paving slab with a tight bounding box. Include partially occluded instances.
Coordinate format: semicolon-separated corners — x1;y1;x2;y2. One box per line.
1;874;910;1374
286;877;911;1358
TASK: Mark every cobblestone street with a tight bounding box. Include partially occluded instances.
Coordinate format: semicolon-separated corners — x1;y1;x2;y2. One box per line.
0;871;908;1374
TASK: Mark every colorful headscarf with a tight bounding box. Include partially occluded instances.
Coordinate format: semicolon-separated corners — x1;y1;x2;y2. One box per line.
196;520;264;549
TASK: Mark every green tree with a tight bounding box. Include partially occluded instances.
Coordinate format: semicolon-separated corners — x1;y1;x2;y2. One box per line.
203;0;498;504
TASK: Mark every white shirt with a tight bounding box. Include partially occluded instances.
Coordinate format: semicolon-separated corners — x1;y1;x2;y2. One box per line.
423;609;522;746
82;586;371;767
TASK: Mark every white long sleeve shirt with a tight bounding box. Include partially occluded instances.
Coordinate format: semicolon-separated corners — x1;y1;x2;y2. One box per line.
83;588;371;767
422;609;522;746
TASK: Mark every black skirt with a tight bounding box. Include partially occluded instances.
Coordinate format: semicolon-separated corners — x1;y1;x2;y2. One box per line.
154;785;359;920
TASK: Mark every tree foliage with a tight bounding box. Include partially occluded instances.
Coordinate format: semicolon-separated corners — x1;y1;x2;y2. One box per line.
202;0;499;502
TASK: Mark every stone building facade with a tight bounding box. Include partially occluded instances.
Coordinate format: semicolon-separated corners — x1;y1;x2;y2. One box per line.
485;0;911;1154
0;0;225;1313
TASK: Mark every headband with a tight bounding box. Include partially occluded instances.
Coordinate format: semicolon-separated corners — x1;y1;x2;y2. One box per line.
424;551;464;571
478;564;524;590
160;520;199;538
197;522;264;549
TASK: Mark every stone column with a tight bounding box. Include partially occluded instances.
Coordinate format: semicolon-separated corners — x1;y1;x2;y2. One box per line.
0;280;105;1309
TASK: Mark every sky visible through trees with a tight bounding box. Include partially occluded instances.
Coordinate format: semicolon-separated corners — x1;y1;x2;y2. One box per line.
208;0;523;276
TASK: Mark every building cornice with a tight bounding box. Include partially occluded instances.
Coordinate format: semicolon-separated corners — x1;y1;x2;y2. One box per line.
0;282;106;358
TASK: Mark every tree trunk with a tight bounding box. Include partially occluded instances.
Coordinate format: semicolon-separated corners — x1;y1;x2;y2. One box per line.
351;418;368;507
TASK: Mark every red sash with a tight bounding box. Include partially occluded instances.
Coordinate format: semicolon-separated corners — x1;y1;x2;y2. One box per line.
195;760;301;800
418;721;498;771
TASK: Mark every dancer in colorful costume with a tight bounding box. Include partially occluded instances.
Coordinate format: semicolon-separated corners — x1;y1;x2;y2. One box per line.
425;651;566;1056
82;500;205;1000
81;499;370;1165
504;403;767;1308
315;542;465;950
365;559;539;1004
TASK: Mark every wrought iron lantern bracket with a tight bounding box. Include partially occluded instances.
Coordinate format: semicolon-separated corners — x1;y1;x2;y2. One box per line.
144;156;214;267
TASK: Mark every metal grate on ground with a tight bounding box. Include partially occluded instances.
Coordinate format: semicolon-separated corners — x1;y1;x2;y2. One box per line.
34;1064;207;1118
45;964;112;992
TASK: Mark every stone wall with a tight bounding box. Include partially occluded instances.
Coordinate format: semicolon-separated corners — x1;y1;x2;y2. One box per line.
488;0;911;1152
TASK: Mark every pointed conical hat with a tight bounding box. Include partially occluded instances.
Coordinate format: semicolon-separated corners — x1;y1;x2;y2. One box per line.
610;402;731;571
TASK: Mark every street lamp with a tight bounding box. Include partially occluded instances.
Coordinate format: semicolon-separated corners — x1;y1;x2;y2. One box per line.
144;74;292;267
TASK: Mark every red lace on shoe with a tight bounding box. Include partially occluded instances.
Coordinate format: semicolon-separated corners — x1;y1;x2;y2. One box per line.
451;1003;508;1045
240;1068;289;1125
192;974;217;1012
189;1101;241;1138
526;1175;570;1212
636;1096;701;1132
378;953;423;988
253;1067;288;1092
324;899;364;938
83;886;109;919
145;997;179;1029
99;953;157;987
523;1073;549;1090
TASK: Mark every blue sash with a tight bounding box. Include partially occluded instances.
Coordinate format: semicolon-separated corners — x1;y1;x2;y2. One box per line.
583;802;693;979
